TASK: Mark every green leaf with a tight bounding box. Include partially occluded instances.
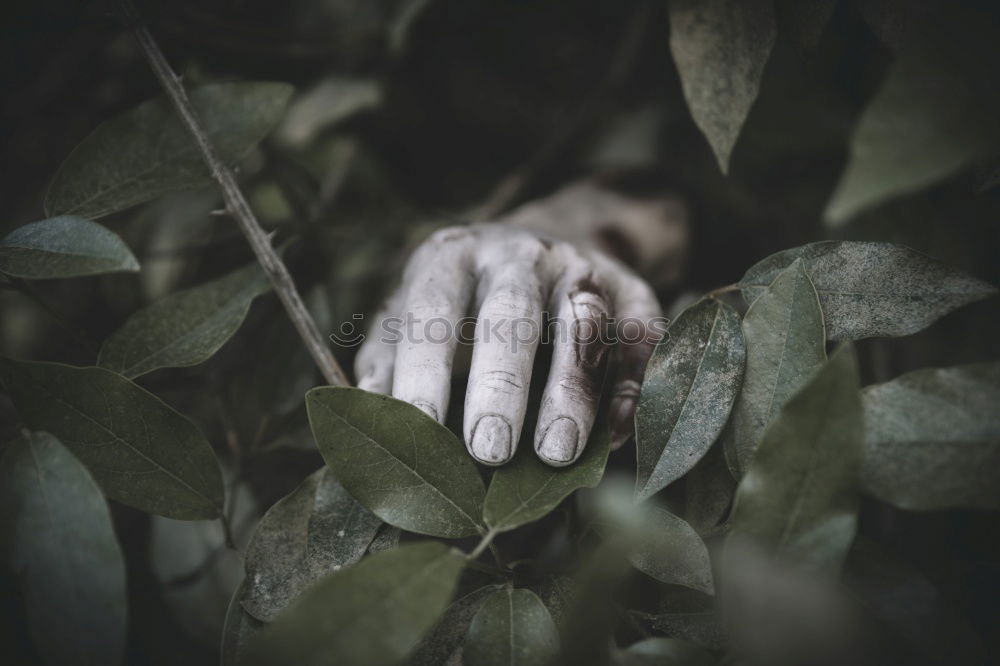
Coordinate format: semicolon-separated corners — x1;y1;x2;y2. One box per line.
729;259;826;475
0;358;224;519
729;344;863;571
668;0;777;173
647;612;724;650
684;437;735;533
307;387;486;538
0;216;139;279
45;81;294;219
409;585;503;666
222;580;265;666
627;508;714;594
464;587;560;666
367;523;402;555
861;361;1000;511
739;241;997;341
615;638;716;666
484;424;610;533
246;542;466;666
824;12;1000;224
97;261;272;378
0;432;127;666
635;298;744;501
241;467;383;621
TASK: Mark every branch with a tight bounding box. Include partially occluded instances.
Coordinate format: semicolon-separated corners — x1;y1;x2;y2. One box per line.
115;0;349;387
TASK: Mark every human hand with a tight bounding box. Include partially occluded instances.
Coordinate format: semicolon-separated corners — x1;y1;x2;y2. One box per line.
353;181;687;466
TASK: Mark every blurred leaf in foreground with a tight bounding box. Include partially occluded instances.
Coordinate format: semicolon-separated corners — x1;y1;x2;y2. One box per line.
246;542;465;666
825;6;1000;223
729;343;863;571
0;432;127;666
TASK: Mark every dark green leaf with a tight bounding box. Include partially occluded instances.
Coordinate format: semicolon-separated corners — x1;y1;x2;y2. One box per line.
0;358;224;519
368;523;402;555
729;344;862;571
45;82;294;219
861;361;1000;510
98;261;272;378
615;638;716;666
824;10;1000;223
537;575;576;630
307;387;486;538
409;585;503;666
627;508;714;594
635;298;744;501
484;425;610;533
222;580;265;666
739;241;997;341
668;0;777;173
0;216;139;279
246;542;466;666
464;587;560;666
684;437;735;533
647;612;724;650
241;467;383;621
730;259;826;475
0;432;126;666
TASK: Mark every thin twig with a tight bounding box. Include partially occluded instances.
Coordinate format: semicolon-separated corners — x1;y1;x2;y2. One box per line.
468;528;498;561
115;0;349;387
707;283;741;299
220;512;237;551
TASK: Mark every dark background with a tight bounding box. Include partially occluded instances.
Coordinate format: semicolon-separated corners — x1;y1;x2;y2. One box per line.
1;0;998;664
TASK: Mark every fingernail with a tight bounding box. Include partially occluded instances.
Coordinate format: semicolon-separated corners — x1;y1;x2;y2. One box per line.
471;416;512;465
538;417;579;464
412;400;440;422
609;395;636;450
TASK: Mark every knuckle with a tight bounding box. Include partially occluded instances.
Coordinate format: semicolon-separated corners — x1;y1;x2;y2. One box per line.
475;369;525;396
427;225;472;246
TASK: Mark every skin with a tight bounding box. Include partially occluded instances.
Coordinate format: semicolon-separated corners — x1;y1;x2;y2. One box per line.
354;181;688;467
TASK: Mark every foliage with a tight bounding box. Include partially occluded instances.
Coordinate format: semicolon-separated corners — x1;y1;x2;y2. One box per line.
1;1;999;665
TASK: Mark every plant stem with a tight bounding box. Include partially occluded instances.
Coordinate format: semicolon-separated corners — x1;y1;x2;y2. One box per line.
115;0;349;387
220;512;237;551
708;283;741;299
468;528;498;561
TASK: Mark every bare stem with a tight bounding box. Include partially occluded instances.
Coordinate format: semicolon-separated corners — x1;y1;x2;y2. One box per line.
468;528;498;561
115;0;349;387
708;283;741;299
